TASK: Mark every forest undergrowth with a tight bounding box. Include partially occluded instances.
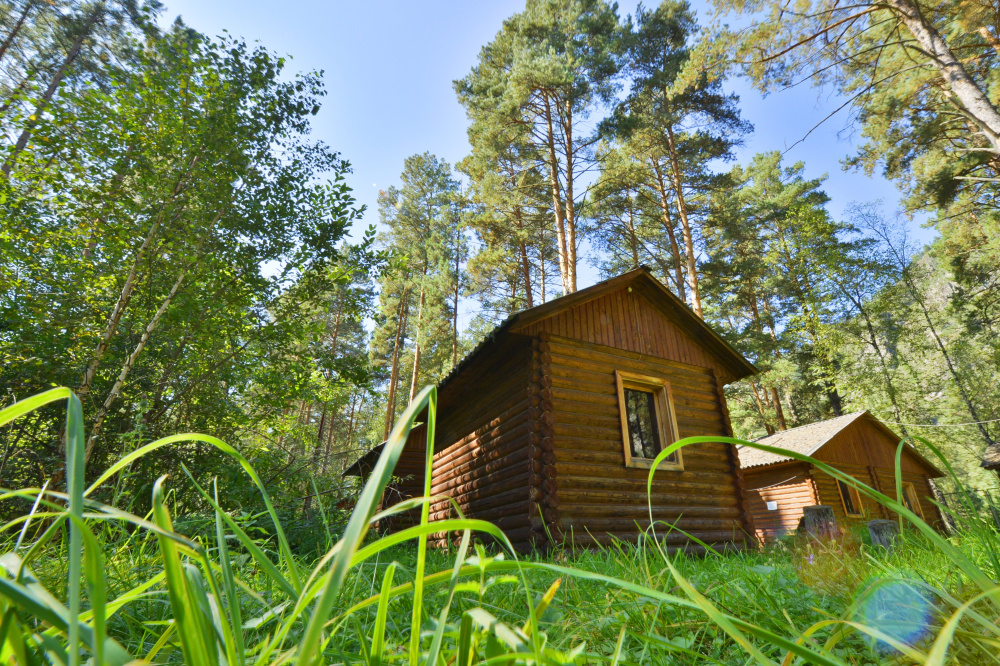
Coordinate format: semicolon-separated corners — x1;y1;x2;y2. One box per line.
2;387;999;665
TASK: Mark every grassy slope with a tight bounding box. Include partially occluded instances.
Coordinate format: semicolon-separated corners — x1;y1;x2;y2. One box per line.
3;387;1000;665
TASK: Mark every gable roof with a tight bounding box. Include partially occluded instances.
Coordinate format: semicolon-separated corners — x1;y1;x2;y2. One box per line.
439;266;756;390
738;411;943;477
982;444;1000;471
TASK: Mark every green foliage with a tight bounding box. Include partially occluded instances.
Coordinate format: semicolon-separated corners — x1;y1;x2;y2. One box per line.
0;8;378;517
703;152;860;432
456;0;622;296
709;0;1000;458
370;153;467;432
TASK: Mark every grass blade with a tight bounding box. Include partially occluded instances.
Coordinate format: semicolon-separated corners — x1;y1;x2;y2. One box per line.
295;385;436;666
64;392;84;666
152;476;213;665
214;480;246;666
370;562;396;666
85;432;302;594
411;387;438;665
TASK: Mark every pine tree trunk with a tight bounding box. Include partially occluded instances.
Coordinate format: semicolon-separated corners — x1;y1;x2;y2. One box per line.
627;207;639;269
520;241;534;308
784;388;799;424
749;381;774;435
329;294;344;359
383;283;410;440
664;124;702;316
886;0;1000;152
650;159;687;300
562;98;577;292
408;283;426;403
320;397;340;475
542;93;570;294
452;225;461;368
303;404;327;513
342;394;359;471
826;385;844;416
513;205;534;308
537;226;547;303
770;387;788;430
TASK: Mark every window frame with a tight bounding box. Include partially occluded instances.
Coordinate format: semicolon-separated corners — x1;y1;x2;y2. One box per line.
837;479;863;517
614;370;683;471
902;482;924;519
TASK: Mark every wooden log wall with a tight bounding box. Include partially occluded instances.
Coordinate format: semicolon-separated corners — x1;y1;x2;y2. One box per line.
378;423;428;533
530;337;559;548
536;332;752;551
713;370;758;544
742;460;942;541
380;337;540;551
742;463;817;541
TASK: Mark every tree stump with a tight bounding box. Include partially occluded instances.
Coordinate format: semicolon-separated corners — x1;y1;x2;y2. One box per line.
802;505;838;540
868;519;900;552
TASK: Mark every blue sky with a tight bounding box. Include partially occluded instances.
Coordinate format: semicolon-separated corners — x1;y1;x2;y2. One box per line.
162;0;933;294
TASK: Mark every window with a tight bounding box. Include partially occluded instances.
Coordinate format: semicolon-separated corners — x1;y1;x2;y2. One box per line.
615;370;682;470
837;479;863;517
902;482;924;518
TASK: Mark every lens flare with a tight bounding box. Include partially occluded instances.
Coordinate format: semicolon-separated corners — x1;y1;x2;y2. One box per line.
857;578;933;653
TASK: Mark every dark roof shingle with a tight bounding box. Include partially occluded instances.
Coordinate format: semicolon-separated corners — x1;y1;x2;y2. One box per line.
737;411;943;478
982;444;1000;470
737;412;865;469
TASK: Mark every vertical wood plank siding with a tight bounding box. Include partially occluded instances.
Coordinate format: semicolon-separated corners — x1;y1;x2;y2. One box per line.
516;287;734;383
536;332;751;551
819;419;934;475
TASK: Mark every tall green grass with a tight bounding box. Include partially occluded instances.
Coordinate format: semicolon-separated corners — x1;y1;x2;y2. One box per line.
0;386;998;664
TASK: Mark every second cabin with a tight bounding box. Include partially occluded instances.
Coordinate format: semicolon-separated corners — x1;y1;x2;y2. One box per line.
738;411;945;541
346;267;759;552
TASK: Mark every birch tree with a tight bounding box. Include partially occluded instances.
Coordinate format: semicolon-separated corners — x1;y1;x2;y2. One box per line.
0;25;363;485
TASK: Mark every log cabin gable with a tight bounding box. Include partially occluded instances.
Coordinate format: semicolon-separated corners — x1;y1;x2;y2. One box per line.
511;280;749;384
817;415;943;478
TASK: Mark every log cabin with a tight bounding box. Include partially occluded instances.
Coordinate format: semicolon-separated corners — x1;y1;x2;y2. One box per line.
345;267;760;553
982;444;1000;479
738;411;945;542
